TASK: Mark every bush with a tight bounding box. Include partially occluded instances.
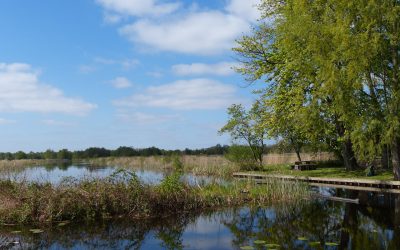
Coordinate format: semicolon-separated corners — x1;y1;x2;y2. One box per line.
225;145;259;171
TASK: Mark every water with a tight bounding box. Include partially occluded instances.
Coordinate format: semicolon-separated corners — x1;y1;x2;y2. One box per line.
0;164;399;249
1;196;399;249
0;163;215;185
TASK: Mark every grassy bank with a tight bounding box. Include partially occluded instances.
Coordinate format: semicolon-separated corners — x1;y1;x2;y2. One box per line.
252;164;394;181
0;170;309;224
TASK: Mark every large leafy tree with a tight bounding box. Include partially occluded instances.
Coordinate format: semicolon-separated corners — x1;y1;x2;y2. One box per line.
234;0;400;179
233;9;348;167
270;0;399;177
273;0;400;178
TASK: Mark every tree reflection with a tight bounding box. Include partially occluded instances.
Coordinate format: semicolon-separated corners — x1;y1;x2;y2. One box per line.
0;213;193;250
224;192;400;250
1;192;399;249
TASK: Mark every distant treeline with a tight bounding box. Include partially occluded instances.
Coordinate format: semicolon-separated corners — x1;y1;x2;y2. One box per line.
0;143;321;161
0;145;232;160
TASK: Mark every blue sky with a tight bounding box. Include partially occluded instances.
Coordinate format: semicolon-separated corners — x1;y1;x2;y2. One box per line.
0;0;261;152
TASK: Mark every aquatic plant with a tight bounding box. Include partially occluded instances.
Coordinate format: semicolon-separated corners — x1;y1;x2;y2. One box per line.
0;170;309;224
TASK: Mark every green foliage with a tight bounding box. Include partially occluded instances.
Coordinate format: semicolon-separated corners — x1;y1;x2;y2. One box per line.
225;145;259;171
57;149;72;161
0;145;231;161
172;155;184;173
220;103;268;165
14;151;27;160
43;149;56;160
157;172;184;196
233;0;400;177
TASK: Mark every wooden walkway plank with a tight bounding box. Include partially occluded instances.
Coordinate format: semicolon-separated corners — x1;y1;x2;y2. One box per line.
233;172;400;193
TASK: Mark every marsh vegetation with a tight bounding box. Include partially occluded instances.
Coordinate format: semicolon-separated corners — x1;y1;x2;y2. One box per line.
0;166;309;224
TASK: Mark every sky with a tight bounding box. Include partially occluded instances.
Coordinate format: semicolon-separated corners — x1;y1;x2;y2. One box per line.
0;0;262;152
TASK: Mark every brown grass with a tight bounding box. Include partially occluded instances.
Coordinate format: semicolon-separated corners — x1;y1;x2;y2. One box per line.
88;153;335;178
0;170;310;224
262;152;336;164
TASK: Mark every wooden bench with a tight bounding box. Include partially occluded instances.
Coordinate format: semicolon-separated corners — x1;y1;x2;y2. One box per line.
291;160;317;171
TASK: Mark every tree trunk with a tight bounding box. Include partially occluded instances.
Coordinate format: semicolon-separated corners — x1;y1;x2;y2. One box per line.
335;121;358;170
381;144;391;169
342;138;358;171
295;149;302;162
391;138;400;180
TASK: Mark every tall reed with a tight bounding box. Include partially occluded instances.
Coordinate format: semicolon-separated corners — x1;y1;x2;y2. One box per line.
0;170;309;224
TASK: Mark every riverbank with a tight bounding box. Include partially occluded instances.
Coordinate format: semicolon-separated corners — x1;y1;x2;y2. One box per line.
254;164;394;181
0;169;309;224
0;153;335;175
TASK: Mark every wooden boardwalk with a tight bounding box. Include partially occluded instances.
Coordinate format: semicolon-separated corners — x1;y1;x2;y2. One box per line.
233;172;400;194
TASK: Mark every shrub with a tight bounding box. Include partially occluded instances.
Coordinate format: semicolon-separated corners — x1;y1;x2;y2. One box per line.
225;145;259;171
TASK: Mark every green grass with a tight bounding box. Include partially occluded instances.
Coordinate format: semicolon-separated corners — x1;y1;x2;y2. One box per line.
249;164;394;181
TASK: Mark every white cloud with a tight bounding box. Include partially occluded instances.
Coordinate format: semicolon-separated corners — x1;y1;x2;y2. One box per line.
94;57;139;70
0;63;96;115
172;62;238;76
226;0;261;22
117;111;180;124
110;77;132;89
113;78;239;110
120;11;250;55
114;0;262;55
96;0;180;17
41;119;76;127
0;118;16;125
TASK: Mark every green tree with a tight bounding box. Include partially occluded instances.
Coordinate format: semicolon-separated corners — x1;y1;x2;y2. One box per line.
219;102;268;165
57;149;72;161
14;151;27;160
43;149;57;160
233;13;343;165
268;0;400;177
233;0;400;175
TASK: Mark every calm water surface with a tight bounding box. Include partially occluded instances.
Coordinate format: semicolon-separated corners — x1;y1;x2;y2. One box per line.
0;163;399;249
1;196;399;249
0;163;214;185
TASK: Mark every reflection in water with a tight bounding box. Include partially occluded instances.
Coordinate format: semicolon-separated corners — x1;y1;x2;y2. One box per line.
1;192;399;249
0;163;217;186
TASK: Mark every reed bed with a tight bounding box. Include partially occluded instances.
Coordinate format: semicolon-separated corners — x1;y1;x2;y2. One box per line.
0;159;43;171
0;160;62;174
88;155;240;178
0;170;309;224
88;153;335;178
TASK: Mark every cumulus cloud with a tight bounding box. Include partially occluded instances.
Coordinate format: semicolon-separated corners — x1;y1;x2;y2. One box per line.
226;0;261;22
96;0;180;18
0;63;96;115
120;11;250;55
172;62;238;76
117;111;180;124
110;77;132;89
96;0;262;55
113;78;239;110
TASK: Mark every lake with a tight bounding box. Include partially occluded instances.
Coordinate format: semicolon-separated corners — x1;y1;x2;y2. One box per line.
0;162;217;186
0;163;399;249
